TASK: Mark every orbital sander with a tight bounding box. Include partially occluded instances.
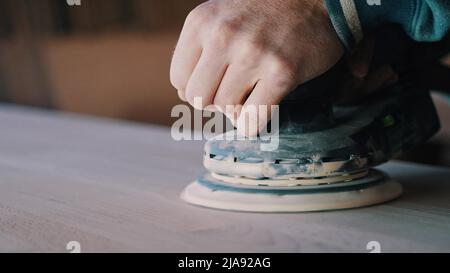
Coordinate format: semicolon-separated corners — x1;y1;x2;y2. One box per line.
181;29;441;212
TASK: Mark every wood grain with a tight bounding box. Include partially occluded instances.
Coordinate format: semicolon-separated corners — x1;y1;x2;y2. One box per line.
0;103;449;252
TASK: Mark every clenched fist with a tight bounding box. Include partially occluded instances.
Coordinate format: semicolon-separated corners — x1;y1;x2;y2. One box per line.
170;0;343;136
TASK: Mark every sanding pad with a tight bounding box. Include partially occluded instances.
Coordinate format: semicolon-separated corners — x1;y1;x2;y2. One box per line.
181;169;402;212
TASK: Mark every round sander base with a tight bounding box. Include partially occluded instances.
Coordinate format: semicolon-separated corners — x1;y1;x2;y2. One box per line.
180;170;402;212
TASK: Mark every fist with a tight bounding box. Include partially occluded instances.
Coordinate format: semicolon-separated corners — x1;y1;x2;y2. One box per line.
170;0;343;136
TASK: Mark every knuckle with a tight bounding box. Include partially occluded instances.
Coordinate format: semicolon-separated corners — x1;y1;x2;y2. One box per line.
217;17;241;36
270;70;296;90
185;11;200;27
208;35;228;51
235;41;265;67
185;2;214;26
208;18;241;49
268;57;299;86
274;57;298;75
244;40;265;55
274;74;295;90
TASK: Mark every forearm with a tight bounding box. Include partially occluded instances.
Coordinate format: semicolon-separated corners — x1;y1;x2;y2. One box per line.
325;0;450;49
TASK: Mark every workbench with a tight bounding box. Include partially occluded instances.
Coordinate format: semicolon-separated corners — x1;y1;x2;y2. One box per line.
0;103;449;252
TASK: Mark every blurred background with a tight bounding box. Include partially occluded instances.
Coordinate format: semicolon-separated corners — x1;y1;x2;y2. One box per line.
0;0;449;166
0;0;202;125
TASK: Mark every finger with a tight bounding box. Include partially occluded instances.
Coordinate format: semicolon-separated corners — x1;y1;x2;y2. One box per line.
347;35;375;78
177;89;187;102
213;64;258;123
170;24;202;98
237;79;290;137
185;50;228;109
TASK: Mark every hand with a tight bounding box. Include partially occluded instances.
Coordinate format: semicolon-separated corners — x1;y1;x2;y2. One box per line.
170;0;344;136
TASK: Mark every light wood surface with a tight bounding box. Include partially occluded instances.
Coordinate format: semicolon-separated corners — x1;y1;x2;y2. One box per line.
0;103;449;253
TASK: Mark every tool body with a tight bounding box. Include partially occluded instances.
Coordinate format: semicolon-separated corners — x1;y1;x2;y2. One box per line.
181;27;442;212
181;80;439;212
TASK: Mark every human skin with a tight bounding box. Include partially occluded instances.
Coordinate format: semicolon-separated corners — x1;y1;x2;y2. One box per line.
170;0;344;136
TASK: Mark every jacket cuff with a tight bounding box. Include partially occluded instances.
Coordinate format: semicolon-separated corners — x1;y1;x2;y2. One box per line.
324;0;417;50
354;0;415;36
324;0;364;50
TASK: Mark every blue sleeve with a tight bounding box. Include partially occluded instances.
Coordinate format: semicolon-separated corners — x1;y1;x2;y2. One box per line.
325;0;450;49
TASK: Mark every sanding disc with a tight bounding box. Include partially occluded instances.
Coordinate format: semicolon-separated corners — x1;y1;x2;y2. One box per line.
181;169;402;212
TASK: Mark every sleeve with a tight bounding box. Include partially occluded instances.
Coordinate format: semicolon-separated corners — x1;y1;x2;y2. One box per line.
324;0;450;49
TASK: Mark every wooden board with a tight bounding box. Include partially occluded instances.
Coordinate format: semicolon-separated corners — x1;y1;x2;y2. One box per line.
0;103;449;252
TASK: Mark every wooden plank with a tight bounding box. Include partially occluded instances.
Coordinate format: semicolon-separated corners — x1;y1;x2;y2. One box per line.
0;103;449;252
